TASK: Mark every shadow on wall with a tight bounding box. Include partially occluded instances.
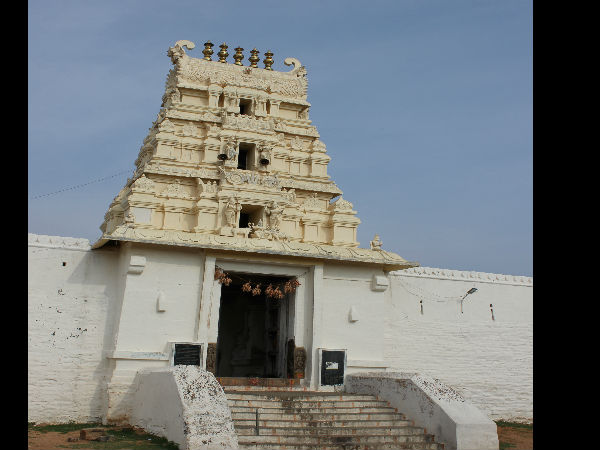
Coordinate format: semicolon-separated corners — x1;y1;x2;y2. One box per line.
64;245;122;422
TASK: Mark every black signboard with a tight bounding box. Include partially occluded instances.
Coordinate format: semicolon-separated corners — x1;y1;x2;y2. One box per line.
320;350;345;385
173;343;202;366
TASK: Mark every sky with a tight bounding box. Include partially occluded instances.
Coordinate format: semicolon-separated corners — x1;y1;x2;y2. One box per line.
28;0;532;276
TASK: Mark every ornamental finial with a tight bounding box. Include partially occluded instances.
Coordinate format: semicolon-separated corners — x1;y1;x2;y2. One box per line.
263;50;274;70
233;47;244;65
202;41;214;61
248;48;260;68
218;43;229;63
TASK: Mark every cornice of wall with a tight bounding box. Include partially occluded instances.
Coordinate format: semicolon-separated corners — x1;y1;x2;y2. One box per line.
28;233;91;251
391;266;533;287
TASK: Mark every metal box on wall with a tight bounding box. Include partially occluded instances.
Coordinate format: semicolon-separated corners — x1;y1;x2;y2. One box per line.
318;348;347;386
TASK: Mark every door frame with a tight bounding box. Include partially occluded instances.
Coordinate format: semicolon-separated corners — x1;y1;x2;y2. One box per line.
207;257;312;384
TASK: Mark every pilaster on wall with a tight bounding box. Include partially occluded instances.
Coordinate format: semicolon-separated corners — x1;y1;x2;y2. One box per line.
293;272;308;348
309;263;324;389
196;254;217;369
105;244;207;423
108;243;136;356
105;243;148;423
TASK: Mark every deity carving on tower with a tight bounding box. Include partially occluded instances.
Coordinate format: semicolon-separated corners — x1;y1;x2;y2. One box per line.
225;140;238;161
370;234;383;251
224;197;238;228
266;201;284;230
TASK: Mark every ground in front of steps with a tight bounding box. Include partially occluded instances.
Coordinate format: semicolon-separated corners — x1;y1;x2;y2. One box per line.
495;421;533;450
27;421;533;450
27;422;178;449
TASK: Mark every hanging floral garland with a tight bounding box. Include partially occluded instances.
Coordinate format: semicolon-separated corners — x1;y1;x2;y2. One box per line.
214;266;301;299
214;267;232;286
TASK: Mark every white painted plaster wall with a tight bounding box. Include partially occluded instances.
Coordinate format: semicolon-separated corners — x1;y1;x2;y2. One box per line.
28;234;118;423
321;263;388;372
385;268;533;421
28;233;532;424
106;242;206;422
112;242;205;353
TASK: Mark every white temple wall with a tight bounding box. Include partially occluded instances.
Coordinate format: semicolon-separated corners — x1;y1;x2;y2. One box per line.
111;242;205;353
28;234;532;423
385;268;533;421
28;235;119;423
106;242;206;422
321;264;388;374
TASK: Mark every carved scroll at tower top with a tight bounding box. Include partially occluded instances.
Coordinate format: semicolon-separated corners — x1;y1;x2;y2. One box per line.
168;40;308;100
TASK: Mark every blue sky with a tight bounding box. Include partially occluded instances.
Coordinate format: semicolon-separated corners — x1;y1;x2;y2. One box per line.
28;0;532;276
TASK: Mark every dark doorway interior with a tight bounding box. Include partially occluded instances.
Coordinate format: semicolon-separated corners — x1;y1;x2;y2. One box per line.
216;273;293;378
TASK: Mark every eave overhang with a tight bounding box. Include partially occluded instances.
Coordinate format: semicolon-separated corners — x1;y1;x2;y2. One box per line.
92;227;418;272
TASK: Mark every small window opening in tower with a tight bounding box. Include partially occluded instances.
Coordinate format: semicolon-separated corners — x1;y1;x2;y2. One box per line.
238;204;264;228
218;93;225;108
239;212;250;229
238;143;255;170
239;99;252;115
238;147;248;170
266;100;271;115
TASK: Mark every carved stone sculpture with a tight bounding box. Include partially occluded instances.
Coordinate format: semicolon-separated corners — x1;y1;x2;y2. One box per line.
206;343;217;374
224;197;238;228
124;212;135;225
266;201;284;230
294;347;307;379
225;140;238;160
370;234;383;251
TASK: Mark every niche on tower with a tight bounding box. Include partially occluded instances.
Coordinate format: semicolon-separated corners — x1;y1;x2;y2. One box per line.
237;142;256;170
238;204;264;229
239;98;252;116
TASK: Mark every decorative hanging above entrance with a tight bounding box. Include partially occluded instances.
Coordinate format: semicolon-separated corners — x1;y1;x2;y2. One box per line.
214;266;300;299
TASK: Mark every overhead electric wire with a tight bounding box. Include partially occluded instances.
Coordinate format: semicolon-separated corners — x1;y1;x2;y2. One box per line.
30;169;131;200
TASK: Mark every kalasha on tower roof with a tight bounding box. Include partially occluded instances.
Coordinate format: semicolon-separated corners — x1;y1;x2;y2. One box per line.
93;40;418;271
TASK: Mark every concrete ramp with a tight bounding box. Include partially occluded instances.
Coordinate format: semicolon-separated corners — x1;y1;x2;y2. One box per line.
130;366;238;450
345;372;499;450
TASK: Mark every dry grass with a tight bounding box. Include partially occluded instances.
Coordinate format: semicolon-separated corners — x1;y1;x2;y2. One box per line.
496;420;533;450
28;422;179;449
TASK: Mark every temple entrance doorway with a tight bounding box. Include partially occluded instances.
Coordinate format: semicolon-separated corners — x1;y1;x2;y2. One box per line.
215;273;294;378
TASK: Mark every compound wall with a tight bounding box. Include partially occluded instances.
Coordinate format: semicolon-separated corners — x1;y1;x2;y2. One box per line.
28;234;533;423
28;234;118;423
385;267;533;421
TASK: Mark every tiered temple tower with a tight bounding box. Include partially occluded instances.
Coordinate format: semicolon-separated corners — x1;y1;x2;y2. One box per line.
94;39;411;269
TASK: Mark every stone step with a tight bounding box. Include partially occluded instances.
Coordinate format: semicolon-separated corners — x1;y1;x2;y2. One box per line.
237;433;437;445
228;399;391;408
231;411;403;421
230;405;398;414
226;392;377;402
237;442;443;450
226;390;442;450
232;418;415;428
224;387;315;393
234;425;426;436
218;377;301;387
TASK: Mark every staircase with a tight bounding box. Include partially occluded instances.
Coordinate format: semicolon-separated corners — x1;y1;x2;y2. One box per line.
225;388;444;450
